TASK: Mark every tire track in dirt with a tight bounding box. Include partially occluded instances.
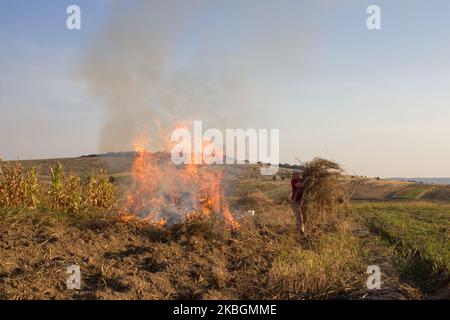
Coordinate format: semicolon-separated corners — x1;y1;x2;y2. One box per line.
347;226;422;300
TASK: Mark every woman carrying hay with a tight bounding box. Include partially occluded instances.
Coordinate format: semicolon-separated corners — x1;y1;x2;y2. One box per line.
291;158;349;237
291;170;309;236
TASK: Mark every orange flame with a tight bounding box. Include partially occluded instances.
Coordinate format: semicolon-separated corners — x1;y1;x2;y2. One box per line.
121;127;239;231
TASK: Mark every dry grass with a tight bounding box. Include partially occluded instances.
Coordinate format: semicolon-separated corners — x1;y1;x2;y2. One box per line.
268;231;364;299
233;203;365;299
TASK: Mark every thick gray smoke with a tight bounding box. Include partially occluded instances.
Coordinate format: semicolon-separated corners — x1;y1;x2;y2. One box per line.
80;0;307;153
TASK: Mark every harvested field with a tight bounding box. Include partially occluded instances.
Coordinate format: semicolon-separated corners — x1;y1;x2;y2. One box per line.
0;155;449;300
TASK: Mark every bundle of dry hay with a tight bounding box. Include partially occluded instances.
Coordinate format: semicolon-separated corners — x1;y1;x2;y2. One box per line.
299;158;350;233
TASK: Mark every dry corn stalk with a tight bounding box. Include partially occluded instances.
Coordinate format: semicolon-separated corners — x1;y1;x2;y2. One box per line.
48;162;64;210
86;170;117;210
1;161;118;213
48;162;117;212
23;167;39;209
0;162;39;209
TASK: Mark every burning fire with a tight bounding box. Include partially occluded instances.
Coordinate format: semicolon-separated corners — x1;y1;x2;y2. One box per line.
120;128;239;231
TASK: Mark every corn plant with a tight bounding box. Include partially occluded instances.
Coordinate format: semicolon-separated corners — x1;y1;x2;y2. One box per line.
63;173;83;212
48;163;84;212
22;167;39;209
48;162;64;210
1;161;118;213
0;163;39;209
86;170;118;210
0;164;7;207
0;163;23;208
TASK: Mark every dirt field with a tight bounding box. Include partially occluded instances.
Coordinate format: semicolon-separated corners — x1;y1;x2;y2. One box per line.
0;208;363;300
0;155;449;300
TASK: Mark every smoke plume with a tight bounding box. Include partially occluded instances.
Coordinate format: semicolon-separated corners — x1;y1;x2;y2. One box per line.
80;0;307;153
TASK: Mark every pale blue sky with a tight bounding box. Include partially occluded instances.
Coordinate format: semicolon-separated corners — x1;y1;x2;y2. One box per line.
1;0;450;177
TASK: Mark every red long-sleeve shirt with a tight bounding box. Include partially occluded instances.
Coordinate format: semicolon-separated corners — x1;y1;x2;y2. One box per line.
291;178;305;202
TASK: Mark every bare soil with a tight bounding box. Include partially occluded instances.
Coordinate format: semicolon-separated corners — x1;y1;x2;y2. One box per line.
0;211;292;300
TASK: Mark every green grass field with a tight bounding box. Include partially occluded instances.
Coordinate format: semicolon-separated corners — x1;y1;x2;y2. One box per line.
354;201;450;292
